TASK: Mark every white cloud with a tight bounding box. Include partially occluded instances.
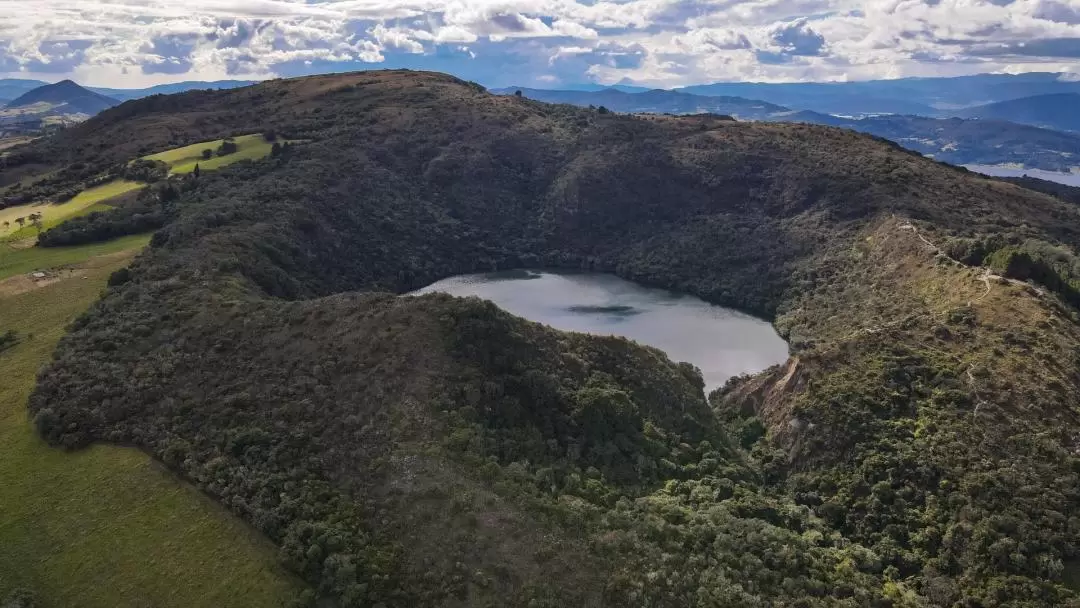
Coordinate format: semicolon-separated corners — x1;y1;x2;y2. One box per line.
0;0;1079;87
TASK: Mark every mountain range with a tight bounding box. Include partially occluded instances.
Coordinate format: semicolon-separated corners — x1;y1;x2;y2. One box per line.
676;71;1080;115
0;77;257;105
955;93;1080;133
497;86;1080;172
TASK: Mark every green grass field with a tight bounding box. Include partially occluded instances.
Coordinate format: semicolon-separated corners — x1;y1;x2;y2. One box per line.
0;234;151;280
142;134;278;174
1;136;285;244
0;180;141;240
0;240;304;607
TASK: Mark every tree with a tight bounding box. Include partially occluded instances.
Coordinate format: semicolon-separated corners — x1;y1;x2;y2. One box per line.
2;221;8;230
514;90;523;97
597;106;610;114
193;163;201;178
202;149;213;160
271;142;283;157
263;129;277;141
14;217;25;227
217;139;238;156
30;216;42;233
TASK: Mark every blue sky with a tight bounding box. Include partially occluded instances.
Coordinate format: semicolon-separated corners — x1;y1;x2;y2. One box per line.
1;0;1079;88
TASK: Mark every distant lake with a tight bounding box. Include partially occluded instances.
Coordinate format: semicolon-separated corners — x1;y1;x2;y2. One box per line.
965;164;1080;187
412;270;789;390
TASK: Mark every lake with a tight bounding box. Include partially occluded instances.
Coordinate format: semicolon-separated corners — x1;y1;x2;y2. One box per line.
412;270;789;390
965;164;1080;187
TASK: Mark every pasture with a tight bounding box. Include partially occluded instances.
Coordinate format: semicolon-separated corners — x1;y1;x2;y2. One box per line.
0;180;141;240
0;237;304;606
142;133;277;174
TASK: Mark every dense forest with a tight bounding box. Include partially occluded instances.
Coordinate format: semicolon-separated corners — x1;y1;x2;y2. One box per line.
20;71;1080;606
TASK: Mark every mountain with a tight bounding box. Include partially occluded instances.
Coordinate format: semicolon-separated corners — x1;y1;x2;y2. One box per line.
5;79;119;115
954;93;1080;133
0;78;49;102
677;81;940;115
492;86;788;118
678;72;1080;115
88;79;258;101
787;111;1080;171
506;87;1080;171
12;70;1080;606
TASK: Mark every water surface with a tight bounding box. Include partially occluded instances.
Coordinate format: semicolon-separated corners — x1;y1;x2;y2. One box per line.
965;164;1080;187
413;270;789;390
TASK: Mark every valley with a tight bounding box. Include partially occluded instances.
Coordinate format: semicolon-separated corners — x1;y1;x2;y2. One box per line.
2;70;1079;606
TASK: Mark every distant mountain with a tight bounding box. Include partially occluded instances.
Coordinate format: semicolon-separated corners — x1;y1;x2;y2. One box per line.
675;82;939;115
505;87;1080;171
0;78;49;102
89;80;258;101
677;72;1080;115
492;87;788;119
786;112;1080;171
539;83;653;93
953;93;1080;133
5;80;119;115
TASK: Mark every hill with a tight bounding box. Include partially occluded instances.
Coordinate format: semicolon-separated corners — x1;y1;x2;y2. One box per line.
955;93;1080;133
14;70;1080;606
89;80;258;102
492;86;788;119
505;87;1080;171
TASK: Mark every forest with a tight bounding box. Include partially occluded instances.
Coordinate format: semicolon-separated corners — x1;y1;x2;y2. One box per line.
17;70;1080;606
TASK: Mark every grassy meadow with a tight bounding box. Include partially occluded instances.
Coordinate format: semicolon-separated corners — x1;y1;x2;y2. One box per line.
142;134;278;174
0;238;304;606
0;180;142;240
1;134;282;243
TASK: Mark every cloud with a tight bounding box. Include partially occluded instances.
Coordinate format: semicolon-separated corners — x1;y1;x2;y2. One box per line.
0;0;1078;87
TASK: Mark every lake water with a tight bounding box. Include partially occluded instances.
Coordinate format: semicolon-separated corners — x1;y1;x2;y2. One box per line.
965;164;1080;187
412;270;789;390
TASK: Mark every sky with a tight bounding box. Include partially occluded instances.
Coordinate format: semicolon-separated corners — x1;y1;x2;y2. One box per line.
1;0;1079;89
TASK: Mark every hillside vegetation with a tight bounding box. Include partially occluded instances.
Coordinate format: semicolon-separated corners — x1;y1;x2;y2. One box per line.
0;237;303;606
16;71;1080;606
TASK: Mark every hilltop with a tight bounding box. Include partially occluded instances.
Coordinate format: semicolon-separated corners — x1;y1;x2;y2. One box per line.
5;80;118;115
13;70;1080;606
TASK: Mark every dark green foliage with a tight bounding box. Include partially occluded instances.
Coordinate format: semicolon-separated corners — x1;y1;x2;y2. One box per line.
106;267;131;286
983;240;1080;308
37;174;198;247
216;138;238;156
24;70;1080;606
201;148;213;160
122;159;168;183
1;589;35;608
0;329;18;353
1002;176;1080;205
